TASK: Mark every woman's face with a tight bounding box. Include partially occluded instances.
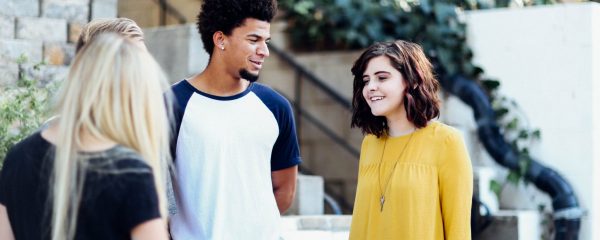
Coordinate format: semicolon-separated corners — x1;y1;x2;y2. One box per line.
361;55;407;120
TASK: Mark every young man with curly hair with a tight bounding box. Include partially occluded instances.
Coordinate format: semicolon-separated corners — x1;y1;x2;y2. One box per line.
168;0;301;239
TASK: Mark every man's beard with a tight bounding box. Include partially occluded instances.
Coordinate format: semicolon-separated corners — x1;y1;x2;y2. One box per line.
239;69;259;83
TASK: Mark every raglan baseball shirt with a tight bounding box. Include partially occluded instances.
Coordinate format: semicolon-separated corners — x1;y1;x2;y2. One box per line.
168;80;301;240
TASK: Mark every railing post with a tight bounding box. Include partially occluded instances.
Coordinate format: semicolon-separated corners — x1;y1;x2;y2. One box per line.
294;70;302;140
159;0;167;26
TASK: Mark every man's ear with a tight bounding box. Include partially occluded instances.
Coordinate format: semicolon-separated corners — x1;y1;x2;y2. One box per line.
213;31;226;51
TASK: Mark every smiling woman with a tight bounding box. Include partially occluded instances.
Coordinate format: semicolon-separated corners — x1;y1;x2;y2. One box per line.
349;40;473;240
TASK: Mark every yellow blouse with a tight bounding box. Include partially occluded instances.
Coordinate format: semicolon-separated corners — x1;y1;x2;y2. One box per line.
349;121;473;240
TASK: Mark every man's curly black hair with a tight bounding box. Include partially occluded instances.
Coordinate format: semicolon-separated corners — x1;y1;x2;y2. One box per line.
197;0;277;55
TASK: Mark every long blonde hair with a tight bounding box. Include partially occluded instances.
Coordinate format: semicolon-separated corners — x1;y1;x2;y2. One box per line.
51;33;172;240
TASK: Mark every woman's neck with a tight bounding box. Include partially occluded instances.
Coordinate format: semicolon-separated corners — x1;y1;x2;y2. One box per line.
42;122;117;152
386;114;416;137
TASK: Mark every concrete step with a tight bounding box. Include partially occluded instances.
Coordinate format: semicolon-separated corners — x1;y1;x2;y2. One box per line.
477;210;550;240
281;210;548;240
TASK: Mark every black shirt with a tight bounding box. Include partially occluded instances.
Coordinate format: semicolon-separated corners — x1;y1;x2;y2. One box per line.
0;132;161;239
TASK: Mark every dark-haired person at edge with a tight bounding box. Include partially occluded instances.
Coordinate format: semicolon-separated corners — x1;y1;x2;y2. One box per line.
168;0;301;239
349;40;473;240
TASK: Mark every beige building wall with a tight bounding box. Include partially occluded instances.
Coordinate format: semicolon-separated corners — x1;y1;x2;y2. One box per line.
118;0;200;28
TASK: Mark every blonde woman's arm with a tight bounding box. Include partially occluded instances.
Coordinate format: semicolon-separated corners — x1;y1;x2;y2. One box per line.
0;205;15;240
439;130;474;240
131;218;169;240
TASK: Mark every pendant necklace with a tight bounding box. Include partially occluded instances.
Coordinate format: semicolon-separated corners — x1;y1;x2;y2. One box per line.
378;129;415;212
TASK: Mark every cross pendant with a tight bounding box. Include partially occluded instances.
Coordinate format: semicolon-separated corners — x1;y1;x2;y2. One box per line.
380;196;385;212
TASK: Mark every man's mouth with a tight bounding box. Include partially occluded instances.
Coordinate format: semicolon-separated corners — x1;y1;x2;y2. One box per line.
250;60;263;68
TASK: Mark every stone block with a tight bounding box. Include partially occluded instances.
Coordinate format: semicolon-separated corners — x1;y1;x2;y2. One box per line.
0;15;15;39
287;174;324;215
0;0;39;18
43;42;75;65
91;0;118;19
42;1;89;22
0;63;19;86
0;39;43;65
16;18;67;42
22;64;69;86
68;22;85;44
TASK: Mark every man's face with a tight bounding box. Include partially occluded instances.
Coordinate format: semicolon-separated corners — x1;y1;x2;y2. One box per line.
222;18;271;82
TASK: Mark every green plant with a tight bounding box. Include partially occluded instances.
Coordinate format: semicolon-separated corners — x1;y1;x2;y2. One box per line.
488;95;542;198
0;55;57;168
279;0;549;194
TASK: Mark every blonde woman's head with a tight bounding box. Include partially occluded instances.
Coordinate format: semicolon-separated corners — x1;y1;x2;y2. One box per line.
52;33;171;240
76;18;145;52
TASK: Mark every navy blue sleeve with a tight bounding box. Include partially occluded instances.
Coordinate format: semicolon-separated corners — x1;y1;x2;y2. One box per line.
252;83;302;171
169;80;196;162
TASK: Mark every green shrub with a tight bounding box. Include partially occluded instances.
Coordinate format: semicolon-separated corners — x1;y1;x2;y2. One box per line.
0;55;58;168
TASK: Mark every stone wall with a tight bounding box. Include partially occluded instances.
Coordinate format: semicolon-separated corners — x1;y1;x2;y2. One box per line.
0;0;117;87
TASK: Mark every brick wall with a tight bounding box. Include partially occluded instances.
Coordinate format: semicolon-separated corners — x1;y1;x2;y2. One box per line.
0;0;117;86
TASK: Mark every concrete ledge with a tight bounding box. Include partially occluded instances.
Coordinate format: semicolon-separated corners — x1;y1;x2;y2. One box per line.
281;215;351;240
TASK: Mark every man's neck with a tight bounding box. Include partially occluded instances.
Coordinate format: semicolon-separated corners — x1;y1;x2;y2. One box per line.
188;65;250;97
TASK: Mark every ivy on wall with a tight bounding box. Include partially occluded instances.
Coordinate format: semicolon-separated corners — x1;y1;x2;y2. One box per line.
279;0;555;195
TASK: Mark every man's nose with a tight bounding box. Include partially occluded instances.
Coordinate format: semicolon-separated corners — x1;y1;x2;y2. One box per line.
258;42;269;57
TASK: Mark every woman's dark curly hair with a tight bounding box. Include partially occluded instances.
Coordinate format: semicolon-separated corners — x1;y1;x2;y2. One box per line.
196;0;277;55
350;40;440;138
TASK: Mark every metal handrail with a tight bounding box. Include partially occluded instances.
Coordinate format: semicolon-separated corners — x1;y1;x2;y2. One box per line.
300;107;360;157
155;0;187;25
269;44;352;110
269;43;359;158
269;43;360;213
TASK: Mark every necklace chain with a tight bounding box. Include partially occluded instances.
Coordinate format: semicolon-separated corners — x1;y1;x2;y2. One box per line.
377;129;415;212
